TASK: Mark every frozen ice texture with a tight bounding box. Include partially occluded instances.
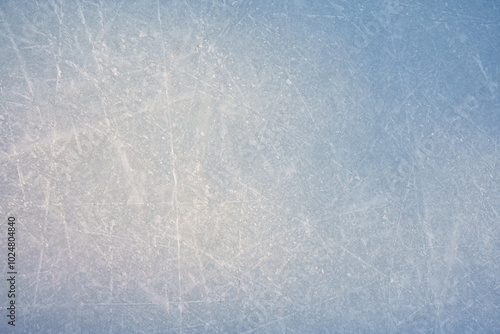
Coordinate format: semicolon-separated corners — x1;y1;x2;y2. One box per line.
0;0;499;333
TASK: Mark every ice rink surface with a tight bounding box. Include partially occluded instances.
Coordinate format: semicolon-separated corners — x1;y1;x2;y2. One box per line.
0;0;499;333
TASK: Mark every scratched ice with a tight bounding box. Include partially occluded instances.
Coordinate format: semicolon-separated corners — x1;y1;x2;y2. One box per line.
0;0;499;333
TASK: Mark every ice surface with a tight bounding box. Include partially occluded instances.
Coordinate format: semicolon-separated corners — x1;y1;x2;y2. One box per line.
0;0;499;333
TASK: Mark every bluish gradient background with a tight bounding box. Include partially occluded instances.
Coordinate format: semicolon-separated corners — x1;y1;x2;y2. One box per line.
1;0;499;333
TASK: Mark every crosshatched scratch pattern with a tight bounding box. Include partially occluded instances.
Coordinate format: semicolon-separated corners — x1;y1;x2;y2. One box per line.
0;0;499;333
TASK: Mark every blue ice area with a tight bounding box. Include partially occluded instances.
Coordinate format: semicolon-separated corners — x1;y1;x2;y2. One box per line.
0;0;498;333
